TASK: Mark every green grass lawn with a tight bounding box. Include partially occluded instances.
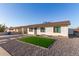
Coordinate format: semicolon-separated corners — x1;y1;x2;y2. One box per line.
19;36;55;48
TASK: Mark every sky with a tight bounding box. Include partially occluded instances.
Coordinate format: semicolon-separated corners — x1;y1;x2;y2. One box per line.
0;3;79;28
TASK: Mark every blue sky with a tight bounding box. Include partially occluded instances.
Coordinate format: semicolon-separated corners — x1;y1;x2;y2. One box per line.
0;3;79;28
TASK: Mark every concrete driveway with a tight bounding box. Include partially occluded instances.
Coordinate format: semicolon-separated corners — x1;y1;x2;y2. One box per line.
0;47;11;56
0;34;25;44
1;36;79;56
0;34;25;56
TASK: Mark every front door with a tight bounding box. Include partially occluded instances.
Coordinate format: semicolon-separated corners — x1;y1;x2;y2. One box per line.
34;28;37;35
24;28;27;34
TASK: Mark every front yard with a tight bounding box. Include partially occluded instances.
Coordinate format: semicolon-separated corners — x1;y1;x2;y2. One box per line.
1;35;79;56
19;36;55;48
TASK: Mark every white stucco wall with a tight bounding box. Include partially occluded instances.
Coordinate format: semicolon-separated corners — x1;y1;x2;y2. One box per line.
37;27;53;35
60;26;68;37
37;26;68;37
27;26;69;37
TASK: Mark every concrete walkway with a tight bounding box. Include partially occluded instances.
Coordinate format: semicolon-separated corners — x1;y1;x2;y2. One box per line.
0;47;11;56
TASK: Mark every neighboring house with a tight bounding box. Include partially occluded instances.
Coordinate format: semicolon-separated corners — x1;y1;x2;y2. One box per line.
74;28;79;36
9;26;27;34
5;27;14;32
9;21;70;37
68;28;74;35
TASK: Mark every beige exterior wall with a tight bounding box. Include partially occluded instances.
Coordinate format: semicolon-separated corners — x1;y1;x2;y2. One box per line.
5;28;15;32
22;28;24;34
27;26;69;37
13;28;22;34
15;29;19;32
9;27;27;34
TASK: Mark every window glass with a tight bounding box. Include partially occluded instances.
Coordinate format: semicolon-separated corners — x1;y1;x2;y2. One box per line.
40;27;45;32
54;26;61;33
29;28;33;32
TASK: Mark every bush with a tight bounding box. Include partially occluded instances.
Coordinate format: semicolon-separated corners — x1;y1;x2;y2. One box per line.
0;24;6;32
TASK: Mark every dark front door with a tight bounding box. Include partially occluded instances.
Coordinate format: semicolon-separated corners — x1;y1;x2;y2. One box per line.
34;28;37;35
24;28;27;34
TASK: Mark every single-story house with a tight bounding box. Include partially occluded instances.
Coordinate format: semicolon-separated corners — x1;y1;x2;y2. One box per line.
8;21;71;37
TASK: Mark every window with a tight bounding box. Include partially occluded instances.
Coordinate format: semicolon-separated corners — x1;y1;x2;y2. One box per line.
54;26;61;33
29;28;33;32
40;27;45;32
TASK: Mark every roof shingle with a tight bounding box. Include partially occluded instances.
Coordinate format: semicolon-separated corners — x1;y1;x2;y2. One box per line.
10;20;70;29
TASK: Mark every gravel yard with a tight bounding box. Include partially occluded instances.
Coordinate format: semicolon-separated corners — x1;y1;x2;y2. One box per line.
1;37;79;56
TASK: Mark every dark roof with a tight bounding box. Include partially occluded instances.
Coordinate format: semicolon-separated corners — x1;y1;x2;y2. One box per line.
10;26;27;29
26;20;70;28
10;20;70;29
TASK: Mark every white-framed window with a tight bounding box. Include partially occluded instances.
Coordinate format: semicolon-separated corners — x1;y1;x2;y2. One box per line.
29;28;33;32
54;26;61;33
40;27;45;32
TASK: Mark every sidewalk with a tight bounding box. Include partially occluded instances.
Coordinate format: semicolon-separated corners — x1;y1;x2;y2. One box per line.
0;34;27;37
0;47;11;56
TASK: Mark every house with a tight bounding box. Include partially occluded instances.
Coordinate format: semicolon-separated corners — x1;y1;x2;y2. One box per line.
74;28;79;37
5;27;15;32
68;28;74;37
9;20;70;37
9;26;27;34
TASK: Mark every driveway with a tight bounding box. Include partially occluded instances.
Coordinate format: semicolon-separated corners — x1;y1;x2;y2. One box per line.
1;36;79;56
0;34;25;44
0;34;25;56
0;47;11;56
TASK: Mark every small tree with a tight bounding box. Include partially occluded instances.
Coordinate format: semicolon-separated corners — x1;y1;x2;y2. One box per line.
0;24;6;32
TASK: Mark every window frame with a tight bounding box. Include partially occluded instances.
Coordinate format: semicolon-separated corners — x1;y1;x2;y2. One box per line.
54;26;61;33
40;27;45;32
29;28;33;32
